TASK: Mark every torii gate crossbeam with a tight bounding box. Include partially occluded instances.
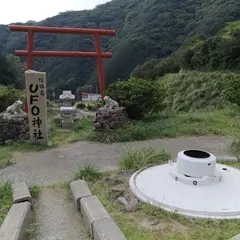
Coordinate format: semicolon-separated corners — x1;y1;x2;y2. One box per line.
8;25;116;112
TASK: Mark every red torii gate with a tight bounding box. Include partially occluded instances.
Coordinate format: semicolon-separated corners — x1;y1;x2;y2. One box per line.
8;25;116;112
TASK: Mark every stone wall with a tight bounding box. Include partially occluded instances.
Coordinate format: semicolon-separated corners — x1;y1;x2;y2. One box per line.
0;113;29;145
94;107;129;131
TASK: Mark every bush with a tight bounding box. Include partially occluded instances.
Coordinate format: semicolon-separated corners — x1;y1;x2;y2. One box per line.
29;185;41;198
0;86;24;112
86;102;100;111
105;77;164;119
76;103;86;109
74;118;92;131
86;104;96;111
222;74;240;106
158;71;239;112
96;100;104;108
74;164;102;182
52;117;61;127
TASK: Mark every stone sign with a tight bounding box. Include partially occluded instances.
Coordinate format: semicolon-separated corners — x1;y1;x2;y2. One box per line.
25;70;48;144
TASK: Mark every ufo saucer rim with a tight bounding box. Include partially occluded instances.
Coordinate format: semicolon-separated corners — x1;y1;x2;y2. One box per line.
129;163;240;219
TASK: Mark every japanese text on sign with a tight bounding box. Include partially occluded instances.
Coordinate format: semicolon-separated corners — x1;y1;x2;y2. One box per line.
25;71;48;144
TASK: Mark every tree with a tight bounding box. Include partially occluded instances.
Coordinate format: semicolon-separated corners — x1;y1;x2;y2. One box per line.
0;0;238;93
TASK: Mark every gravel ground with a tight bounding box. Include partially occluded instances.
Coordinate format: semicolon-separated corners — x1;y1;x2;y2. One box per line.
29;188;90;240
0;136;232;185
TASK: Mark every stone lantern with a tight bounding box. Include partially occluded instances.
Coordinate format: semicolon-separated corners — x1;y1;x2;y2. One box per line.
59;91;76;128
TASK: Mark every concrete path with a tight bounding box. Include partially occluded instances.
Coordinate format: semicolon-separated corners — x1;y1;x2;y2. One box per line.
0;136;232;186
29;188;90;240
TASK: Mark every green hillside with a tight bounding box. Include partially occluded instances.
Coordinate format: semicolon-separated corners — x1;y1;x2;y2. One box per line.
158;71;240;112
132;21;240;79
0;0;239;96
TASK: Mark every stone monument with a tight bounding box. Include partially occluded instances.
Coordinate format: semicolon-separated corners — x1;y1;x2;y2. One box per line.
25;70;48;145
59;91;76;129
94;96;129;131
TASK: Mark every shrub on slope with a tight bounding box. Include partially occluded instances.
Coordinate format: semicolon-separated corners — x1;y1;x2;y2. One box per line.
158;71;240;112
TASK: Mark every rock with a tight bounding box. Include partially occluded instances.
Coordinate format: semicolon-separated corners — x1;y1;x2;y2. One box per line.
105;177;124;186
150;220;160;226
0;114;29;145
116;195;139;212
117;197;128;206
110;185;125;198
124;193;138;202
125;197;139;212
94;107;129;131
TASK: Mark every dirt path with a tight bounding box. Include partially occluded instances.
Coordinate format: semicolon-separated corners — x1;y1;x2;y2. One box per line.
0;136;232;185
29;188;90;240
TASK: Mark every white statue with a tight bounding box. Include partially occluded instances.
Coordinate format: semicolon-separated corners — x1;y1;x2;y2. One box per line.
6;100;24;114
103;96;119;109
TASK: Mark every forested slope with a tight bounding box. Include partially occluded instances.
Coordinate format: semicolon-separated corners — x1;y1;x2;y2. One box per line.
0;0;239;96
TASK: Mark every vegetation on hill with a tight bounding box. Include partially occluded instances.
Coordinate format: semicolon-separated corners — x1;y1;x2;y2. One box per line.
0;86;24;112
0;54;25;112
132;21;240;80
0;54;25;89
0;0;239;96
105;70;240;119
158;71;240;112
105;77;164;119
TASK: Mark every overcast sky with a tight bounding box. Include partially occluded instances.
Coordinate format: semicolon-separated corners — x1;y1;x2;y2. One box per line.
0;0;110;24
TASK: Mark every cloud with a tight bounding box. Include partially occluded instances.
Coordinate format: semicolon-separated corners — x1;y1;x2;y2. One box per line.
0;0;110;24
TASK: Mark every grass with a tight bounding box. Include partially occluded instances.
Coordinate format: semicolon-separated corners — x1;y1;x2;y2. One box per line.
51;108;240;144
158;71;240;112
218;160;240;168
29;185;41;199
92;181;240;240
74;164;103;182
0;108;239;169
120;146;170;170
0;182;12;225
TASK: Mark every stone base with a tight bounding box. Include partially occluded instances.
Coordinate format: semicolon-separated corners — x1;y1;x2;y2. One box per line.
0;112;29;145
94;107;129;131
62;120;74;129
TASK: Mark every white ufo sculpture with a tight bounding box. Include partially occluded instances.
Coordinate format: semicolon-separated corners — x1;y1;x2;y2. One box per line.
129;149;240;219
